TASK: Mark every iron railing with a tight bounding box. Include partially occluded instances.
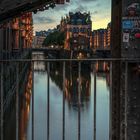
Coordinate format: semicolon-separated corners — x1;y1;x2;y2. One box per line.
0;59;140;140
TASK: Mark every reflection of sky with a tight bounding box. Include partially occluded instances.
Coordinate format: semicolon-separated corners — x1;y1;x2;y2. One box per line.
97;77;109;140
33;0;111;31
26;69;109;140
91;74;109;140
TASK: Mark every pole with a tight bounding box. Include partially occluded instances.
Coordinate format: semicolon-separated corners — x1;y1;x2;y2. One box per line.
94;71;96;140
32;61;34;140
47;62;50;140
78;62;81;140
62;61;66;140
16;62;19;140
0;62;4;140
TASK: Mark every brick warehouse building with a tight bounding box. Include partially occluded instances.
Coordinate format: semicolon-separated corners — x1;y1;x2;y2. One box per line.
60;12;92;52
92;22;111;53
0;12;33;59
0;1;71;139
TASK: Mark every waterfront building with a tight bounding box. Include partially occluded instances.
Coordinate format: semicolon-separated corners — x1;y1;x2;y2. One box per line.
60;12;92;51
93;29;106;51
0;13;33;128
36;31;49;37
107;22;111;49
33;29;58;48
0;12;33;59
91;32;94;51
103;29;107;49
33;36;46;48
92;23;111;53
35;29;57;37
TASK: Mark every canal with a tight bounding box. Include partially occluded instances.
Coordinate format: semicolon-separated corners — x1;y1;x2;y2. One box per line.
2;52;110;140
25;53;110;140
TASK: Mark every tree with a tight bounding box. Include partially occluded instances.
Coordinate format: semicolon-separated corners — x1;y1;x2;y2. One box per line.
43;31;65;46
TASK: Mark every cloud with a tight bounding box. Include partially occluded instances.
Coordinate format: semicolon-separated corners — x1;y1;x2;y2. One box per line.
80;0;97;2
33;0;111;31
34;16;55;24
92;10;98;14
70;4;87;12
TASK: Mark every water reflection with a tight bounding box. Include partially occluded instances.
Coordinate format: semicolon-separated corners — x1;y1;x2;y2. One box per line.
1;53;110;140
1;53;140;140
29;53;110;140
0;62;32;140
19;70;32;140
49;62;91;109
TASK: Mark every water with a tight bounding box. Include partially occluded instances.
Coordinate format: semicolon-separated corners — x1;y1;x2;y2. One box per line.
2;53;140;140
24;53;110;140
2;53;110;140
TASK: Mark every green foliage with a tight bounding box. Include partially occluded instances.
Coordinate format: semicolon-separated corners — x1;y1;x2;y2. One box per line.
43;31;65;46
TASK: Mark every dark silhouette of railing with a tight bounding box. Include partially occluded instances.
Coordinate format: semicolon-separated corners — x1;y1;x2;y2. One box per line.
0;58;140;140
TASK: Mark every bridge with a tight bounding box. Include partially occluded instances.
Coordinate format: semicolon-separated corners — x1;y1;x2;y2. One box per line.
32;47;66;59
0;0;140;140
32;47;95;59
32;47;62;52
0;0;69;23
95;48;111;57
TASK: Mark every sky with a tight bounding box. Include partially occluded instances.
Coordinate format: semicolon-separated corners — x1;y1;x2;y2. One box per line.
33;0;111;32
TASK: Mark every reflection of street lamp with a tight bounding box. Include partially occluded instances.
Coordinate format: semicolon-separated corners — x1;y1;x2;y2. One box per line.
87;53;90;58
79;53;82;57
81;45;84;49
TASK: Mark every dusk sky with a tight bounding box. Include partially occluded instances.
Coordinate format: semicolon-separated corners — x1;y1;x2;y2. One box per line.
33;0;111;31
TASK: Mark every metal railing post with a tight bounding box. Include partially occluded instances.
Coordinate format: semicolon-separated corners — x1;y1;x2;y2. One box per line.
62;61;65;140
109;61;112;140
0;62;4;140
47;62;50;140
124;62;128;140
32;61;34;140
94;70;96;140
6;27;8;59
16;62;19;140
8;22;11;59
78;62;81;140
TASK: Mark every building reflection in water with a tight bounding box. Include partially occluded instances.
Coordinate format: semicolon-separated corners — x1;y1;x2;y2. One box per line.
1;52;140;140
48;62;93;109
19;70;33;140
94;61;110;88
47;60;110;140
1;55;111;140
0;62;32;140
